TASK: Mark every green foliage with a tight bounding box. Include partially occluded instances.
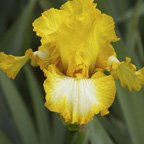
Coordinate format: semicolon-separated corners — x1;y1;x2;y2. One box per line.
0;0;144;143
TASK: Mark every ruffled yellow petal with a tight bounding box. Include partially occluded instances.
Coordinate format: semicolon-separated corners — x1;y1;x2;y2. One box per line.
32;8;69;39
0;49;33;79
32;0;119;78
37;43;63;71
43;65;116;125
60;0;98;15
31;49;49;70
109;56;144;91
95;14;119;69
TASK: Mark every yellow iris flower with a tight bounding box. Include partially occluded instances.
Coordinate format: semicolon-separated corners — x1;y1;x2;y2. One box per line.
0;0;144;125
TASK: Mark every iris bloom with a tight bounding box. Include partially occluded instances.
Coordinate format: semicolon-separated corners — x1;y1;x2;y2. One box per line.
0;0;144;125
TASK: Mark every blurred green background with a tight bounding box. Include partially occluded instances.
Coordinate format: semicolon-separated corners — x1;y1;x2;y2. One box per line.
0;0;144;144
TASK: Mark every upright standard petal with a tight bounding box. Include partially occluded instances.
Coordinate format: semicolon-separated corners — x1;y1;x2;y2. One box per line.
32;0;119;77
95;14;119;69
49;10;102;77
60;0;98;15
0;49;33;79
43;65;116;125
108;56;144;91
32;8;70;39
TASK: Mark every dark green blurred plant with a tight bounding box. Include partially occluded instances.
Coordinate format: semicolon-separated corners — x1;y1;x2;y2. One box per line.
0;0;144;144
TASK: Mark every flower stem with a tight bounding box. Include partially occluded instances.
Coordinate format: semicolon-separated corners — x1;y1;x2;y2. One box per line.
67;126;88;144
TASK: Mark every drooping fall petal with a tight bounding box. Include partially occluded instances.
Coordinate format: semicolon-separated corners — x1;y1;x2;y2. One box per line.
0;49;33;79
43;65;116;125
108;56;144;91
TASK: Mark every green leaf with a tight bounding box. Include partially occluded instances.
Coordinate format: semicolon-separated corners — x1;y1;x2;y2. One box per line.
24;66;52;144
52;114;66;144
0;130;12;144
116;3;144;24
66;126;89;144
125;1;143;61
76;127;89;144
38;0;66;10
0;0;36;54
89;119;114;144
38;0;53;10
97;0;129;19
137;32;144;62
112;1;144;143
0;72;38;144
0;90;21;144
117;82;144;144
98;116;132;144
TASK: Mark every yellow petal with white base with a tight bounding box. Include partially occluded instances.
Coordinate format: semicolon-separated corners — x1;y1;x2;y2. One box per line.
43;65;116;125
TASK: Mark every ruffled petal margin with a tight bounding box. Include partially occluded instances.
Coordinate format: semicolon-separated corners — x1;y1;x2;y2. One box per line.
43;65;116;125
32;8;69;39
0;49;33;79
108;56;144;91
